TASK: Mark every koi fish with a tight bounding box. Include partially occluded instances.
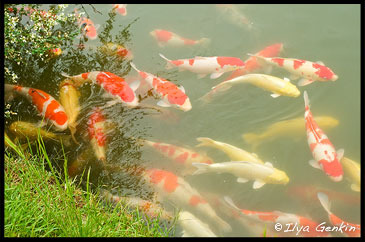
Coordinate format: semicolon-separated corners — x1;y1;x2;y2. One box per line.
59;79;81;144
196;137;264;164
112;4;127;16
130;62;192;111
286;184;360;207
304;91;344;182
192;161;289;189
5;84;68;131
341;157;360;192
141;139;214;175
216;4;253;30
98;42;133;61
159;53;245;79
242;116;339;151
199;43;284;103
224;196;330;237
87;107;108;165
251;55;338;86
212;74;300;98
150;29;210;47
68;147;93;178
75;9;99;40
142;168;232;233
100;189;173;220
317;192;360;237
9;121;71;146
61;71;139;108
178;210;217;237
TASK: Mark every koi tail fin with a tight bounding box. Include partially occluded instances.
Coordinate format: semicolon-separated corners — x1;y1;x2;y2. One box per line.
195;137;216;148
247;53;267;66
68;124;80;145
223;196;241;212
198;37;211;47
215;216;232;234
191;162;211;175
211;81;233;93
159;53;174;70
242;132;260;150
317;192;332;215
303;90;310;108
130;62;140;73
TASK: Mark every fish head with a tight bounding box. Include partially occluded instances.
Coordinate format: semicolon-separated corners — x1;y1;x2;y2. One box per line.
178;98;192;112
269;169;290;185
282;82;300;97
149;30;157;39
331;74;338;82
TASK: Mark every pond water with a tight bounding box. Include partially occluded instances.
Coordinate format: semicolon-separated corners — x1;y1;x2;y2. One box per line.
5;4;360;237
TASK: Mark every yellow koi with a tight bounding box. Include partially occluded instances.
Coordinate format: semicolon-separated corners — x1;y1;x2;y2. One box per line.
341;157;360;192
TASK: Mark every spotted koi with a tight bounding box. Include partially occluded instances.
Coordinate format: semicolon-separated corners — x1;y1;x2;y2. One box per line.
87;107;107;164
75;9;99;40
5;84;68;131
199;43;284;103
224;196;330;237
142;168;232;233
62;71;139;108
303;91;344;182
150;29;210;47
252;55;338;86
130;62;191;111
159;53;245;79
317;192;360;237
112;4;127;16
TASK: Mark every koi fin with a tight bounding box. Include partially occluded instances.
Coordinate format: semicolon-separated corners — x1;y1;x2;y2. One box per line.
271;93;281;98
195;137;215;148
130;62;140;73
210;72;224;79
129;79;141;92
316;61;325;66
264;162;273;168
237;178;249;183
351;184;360;192
157;100;171;108
159;53;174;70
223;196;241;211
283;77;291;82
103;99;119;108
297;78;315;86
211;82;232;92
336;149;344;160
317;192;332;214
191;162;210;175
61;72;72;79
197;73;207;79
253;180;265;189
178;85;185;93
303;90;310;108
309;159;321;169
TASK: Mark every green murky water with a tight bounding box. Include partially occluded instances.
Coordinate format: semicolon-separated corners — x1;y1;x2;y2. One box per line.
5;4;360;237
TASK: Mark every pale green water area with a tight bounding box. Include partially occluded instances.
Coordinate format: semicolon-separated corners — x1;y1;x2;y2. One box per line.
5;4;360;237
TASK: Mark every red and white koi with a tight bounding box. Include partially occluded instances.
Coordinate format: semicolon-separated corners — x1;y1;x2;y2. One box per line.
75;9;99;40
159;53;245;79
142;168;232;233
141;139;214;175
304;91;344;182
61;71;139;108
87;107;107;164
317;192;360;237
224;196;330;237
112;4;127;16
130;62;191;111
150;29;210;47
99;42;133;61
5;84;68;131
199;43;284;103
252;55;338;86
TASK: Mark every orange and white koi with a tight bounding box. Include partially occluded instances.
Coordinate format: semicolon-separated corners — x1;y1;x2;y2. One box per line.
159;53;245;79
304;91;344;182
150;29;210;47
224;196;331;237
75;9;99;40
141;139;214;175
142;168;232;233
61;71;139;108
252;55;338;86
100;189;173;220
87;107;107;164
112;4;127;16
199;43;284;103
5;84;68;131
130;62;191;111
317;192;360;237
99;42;133;61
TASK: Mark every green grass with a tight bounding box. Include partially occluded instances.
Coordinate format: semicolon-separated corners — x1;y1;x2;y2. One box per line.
4;135;177;237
